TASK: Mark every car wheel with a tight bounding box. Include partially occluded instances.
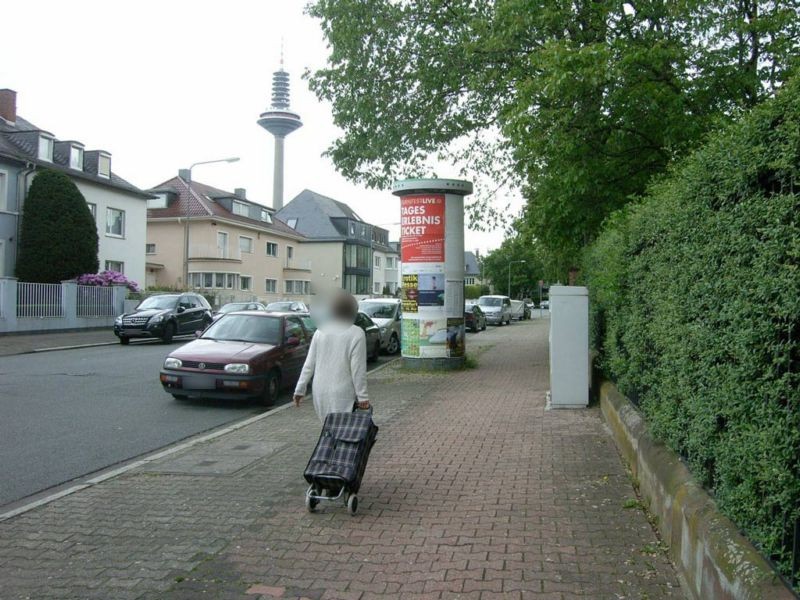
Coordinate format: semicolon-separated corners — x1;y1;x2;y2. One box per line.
387;333;399;355
161;322;175;343
172;394;188;400
119;336;130;345
482;321;487;331
261;370;280;406
471;324;478;333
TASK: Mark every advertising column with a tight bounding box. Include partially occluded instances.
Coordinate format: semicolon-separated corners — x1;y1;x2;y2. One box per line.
392;178;473;369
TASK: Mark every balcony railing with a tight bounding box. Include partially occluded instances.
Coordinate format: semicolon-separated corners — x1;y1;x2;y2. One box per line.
189;245;241;260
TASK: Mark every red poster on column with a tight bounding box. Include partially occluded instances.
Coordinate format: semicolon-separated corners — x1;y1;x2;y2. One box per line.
400;194;445;263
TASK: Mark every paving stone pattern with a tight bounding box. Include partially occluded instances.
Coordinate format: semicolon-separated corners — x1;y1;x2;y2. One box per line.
0;320;682;599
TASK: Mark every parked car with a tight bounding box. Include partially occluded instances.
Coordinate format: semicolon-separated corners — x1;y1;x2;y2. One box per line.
477;295;512;325
302;312;382;363
114;293;212;345
159;311;313;405
510;300;525;321
464;303;487;332
212;301;267;322
358;298;401;354
355;312;382;363
509;300;531;321
266;301;309;313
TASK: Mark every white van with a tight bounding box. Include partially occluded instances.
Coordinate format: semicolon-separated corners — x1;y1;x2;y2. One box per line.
477;295;512;325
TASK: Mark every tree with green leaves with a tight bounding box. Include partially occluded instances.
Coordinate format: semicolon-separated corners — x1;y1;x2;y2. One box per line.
16;170;98;283
307;0;799;273
481;221;548;298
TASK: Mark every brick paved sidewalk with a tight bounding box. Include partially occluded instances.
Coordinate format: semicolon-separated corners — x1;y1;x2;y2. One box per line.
0;320;682;599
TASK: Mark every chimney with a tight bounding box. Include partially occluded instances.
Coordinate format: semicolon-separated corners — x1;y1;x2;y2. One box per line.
0;89;17;123
234;187;246;200
178;168;191;182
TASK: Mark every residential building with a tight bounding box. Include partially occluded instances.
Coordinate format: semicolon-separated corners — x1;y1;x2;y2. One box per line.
277;189;399;297
0;89;152;282
464;250;486;287
146;174;308;304
371;226;400;295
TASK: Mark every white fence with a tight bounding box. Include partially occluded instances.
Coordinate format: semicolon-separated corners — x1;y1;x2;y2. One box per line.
0;278;126;334
76;285;116;317
16;282;65;318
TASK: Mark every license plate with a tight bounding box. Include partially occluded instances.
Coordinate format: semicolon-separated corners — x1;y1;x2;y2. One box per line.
181;375;216;390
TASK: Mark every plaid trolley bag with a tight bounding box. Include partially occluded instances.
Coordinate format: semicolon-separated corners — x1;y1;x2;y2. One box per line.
303;409;378;515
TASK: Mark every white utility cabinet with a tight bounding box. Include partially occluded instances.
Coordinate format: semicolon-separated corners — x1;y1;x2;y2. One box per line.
548;285;589;408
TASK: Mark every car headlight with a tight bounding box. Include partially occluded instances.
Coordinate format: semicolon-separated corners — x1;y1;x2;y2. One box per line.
164;357;182;369
115;316;123;324
224;363;250;374
150;314;165;324
379;327;387;334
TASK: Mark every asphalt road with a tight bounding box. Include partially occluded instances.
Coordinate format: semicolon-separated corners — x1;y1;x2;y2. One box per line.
0;338;396;509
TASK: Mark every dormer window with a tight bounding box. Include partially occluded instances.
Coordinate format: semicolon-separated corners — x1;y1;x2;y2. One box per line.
69;145;84;170
98;153;111;178
232;200;249;217
260;209;272;223
38;136;54;162
286;218;297;229
147;193;169;209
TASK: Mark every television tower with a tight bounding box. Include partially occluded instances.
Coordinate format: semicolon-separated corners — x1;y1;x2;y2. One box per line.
257;49;302;211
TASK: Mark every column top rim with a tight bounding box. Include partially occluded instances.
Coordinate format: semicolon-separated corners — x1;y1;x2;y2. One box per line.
391;178;473;197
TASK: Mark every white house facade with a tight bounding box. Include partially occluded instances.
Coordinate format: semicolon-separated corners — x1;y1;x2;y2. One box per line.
76;179;148;287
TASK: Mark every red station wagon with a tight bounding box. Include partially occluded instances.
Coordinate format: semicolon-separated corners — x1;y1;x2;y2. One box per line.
159;311;312;405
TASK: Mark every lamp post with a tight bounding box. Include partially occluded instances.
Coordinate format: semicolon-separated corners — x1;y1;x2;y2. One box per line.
182;157;240;288
507;259;526;297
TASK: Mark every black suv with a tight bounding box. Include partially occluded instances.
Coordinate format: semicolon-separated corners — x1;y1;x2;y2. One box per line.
114;293;212;345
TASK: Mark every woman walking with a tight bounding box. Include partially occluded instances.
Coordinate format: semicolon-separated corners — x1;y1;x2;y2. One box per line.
293;292;370;420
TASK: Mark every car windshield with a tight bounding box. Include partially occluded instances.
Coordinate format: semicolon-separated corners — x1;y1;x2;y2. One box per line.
266;302;294;311
477;297;501;307
359;302;396;319
137;296;178;310
202;314;282;344
219;303;249;314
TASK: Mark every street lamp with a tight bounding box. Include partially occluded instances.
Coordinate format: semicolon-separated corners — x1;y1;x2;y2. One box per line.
507;260;526;297
182;157;240;287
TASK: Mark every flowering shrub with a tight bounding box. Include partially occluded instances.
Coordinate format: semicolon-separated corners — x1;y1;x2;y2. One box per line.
76;271;141;293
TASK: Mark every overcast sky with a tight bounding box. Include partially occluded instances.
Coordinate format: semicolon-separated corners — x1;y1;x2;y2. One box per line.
1;0;520;254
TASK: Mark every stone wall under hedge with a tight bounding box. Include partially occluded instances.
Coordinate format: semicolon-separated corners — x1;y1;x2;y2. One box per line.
584;77;800;585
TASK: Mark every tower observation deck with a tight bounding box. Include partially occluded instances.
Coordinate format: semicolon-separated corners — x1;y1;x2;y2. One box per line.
258;66;302;211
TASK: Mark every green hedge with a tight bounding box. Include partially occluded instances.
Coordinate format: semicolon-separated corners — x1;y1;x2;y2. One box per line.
584;77;800;582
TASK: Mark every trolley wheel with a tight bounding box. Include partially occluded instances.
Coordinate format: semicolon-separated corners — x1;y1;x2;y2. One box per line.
347;494;358;515
306;487;320;512
305;495;319;512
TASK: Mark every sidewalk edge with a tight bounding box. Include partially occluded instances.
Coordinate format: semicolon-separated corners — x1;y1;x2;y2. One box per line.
0;357;399;523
